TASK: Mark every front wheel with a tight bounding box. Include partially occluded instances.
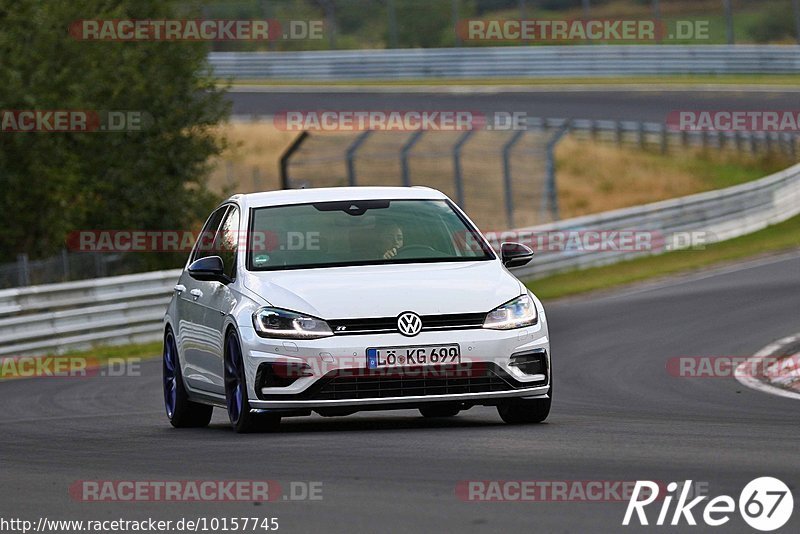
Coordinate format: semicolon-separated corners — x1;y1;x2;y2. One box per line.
497;388;551;424
224;330;280;433
163;329;213;428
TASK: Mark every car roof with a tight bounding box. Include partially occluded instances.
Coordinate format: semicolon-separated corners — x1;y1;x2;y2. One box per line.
229;186;449;211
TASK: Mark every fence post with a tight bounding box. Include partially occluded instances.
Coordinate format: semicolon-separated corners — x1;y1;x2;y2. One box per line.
61;249;70;281
452;129;475;207
319;0;336;49
279;131;310;190
723;0;735;44
94;253;106;278
615;121;623;145
637;122;646;149
387;0;398;48
346;130;373;186
794;0;800;45
544;121;571;221
226;161;234;187
660;124;668;154
16;253;30;287
452;0;461;46
400;131;425;186
502;130;526;228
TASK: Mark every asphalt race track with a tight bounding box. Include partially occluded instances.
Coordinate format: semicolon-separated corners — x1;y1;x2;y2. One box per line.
227;88;800;122
2;253;798;533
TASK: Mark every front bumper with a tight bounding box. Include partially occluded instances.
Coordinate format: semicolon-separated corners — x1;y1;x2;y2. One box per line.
238;323;550;410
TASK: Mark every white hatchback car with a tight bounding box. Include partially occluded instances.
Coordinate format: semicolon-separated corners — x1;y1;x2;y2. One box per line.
163;187;551;432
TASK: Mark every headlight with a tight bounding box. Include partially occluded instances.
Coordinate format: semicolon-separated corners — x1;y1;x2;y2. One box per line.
483;294;538;330
253;307;333;339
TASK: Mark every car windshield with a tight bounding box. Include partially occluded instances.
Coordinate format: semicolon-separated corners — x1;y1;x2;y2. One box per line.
247;199;494;271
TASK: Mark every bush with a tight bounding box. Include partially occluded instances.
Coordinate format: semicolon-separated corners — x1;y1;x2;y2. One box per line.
0;0;228;267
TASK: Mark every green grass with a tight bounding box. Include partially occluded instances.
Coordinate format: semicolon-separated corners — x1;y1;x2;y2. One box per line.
526;213;800;300
0;341;161;381
60;341;162;361
229;74;800;87
661;150;792;191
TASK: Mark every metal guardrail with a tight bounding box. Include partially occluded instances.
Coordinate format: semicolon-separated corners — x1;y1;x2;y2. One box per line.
1;161;799;356
514;161;800;279
209;45;800;80
0;270;181;356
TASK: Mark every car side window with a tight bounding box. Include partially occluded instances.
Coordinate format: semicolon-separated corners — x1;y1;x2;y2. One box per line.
215;206;240;279
191;207;228;263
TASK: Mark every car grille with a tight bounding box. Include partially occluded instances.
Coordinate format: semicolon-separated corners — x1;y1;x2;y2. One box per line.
259;363;543;401
327;312;486;336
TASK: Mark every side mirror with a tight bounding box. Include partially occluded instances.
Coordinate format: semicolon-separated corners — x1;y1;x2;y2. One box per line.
187;256;230;283
500;242;534;268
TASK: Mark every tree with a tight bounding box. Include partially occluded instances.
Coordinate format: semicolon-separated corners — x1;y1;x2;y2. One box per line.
0;0;229;268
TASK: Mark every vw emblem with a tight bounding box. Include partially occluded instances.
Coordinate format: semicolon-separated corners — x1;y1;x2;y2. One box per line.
397;312;422;337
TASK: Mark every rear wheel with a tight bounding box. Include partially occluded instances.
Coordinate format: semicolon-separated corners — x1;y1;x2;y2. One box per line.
497;388;551;424
419;404;460;418
224;330;281;433
163;329;213;428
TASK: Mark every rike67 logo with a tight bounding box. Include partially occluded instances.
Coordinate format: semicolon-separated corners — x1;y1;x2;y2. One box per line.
623;477;793;531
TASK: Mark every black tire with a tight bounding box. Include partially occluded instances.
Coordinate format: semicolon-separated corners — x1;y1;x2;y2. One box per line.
224;330;281;434
163;329;213;428
419;404;460;418
497;386;552;425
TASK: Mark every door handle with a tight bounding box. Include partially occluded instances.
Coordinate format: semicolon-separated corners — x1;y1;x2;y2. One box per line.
173;284;186;294
190;289;203;299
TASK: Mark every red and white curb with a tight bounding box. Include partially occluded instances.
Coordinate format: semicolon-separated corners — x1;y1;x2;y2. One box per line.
735;333;800;400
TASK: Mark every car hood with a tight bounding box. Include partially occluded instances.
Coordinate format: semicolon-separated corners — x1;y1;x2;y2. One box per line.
241;261;523;319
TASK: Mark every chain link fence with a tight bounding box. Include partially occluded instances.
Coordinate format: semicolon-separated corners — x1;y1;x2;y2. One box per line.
284;128;554;230
0;251;175;290
281;117;799;231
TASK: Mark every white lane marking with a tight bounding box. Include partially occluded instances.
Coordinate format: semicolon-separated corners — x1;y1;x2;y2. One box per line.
600;251;800;301
735;334;800;401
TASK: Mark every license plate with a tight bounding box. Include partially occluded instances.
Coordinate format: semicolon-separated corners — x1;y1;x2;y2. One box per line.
366;344;461;369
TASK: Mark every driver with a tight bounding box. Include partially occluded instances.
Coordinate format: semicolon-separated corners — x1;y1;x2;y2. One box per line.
377;222;404;260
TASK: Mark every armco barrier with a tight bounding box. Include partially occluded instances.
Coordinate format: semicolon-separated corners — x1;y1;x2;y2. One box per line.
0;270;181;357
1;162;799;356
513;161;800;279
208;45;800;80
